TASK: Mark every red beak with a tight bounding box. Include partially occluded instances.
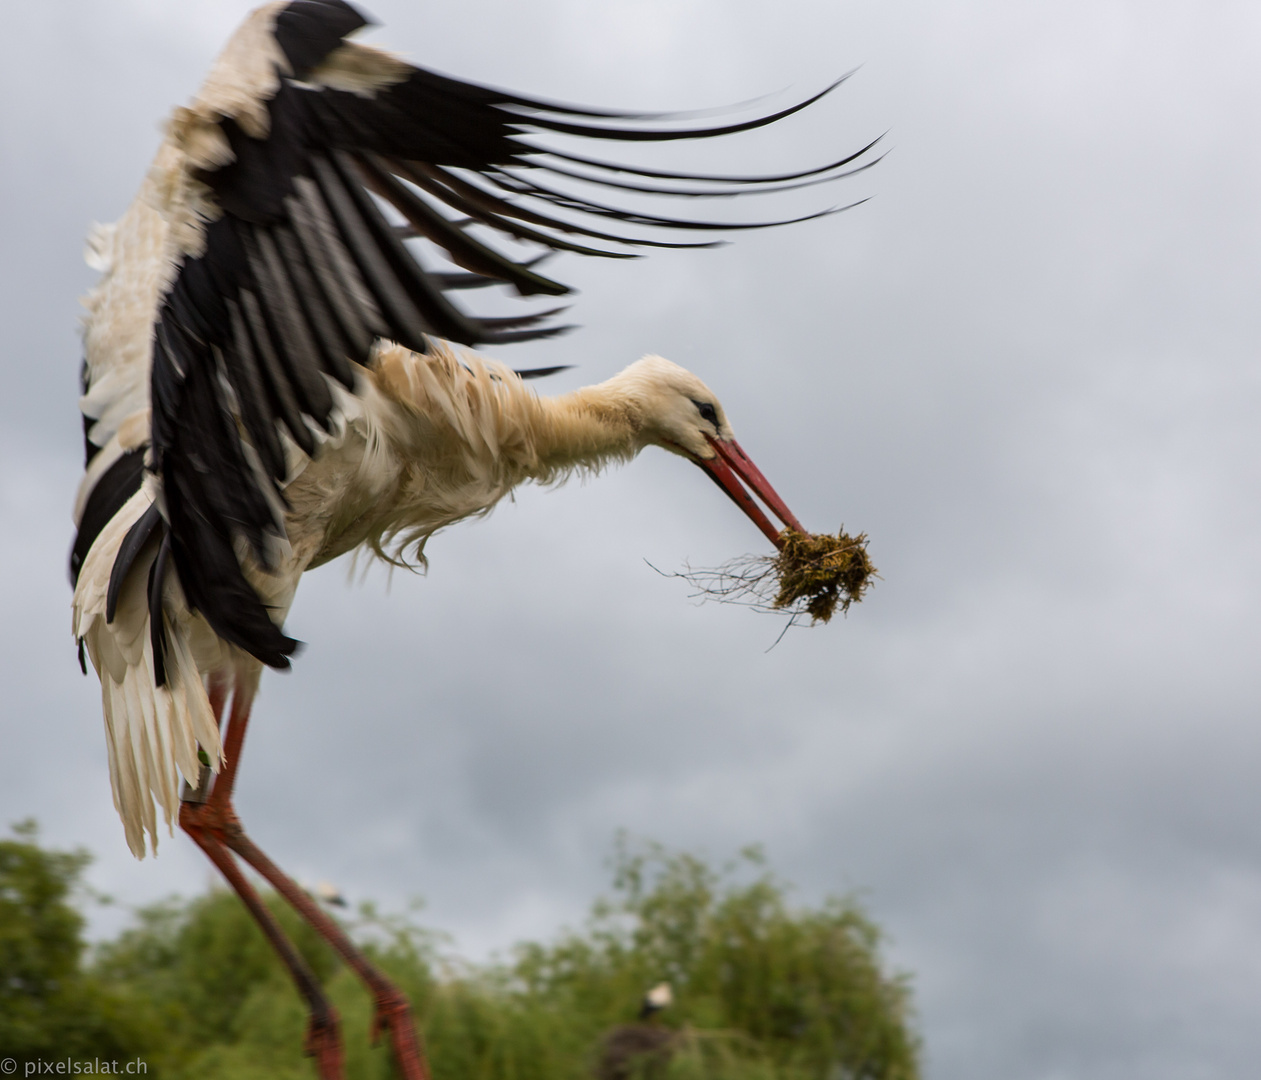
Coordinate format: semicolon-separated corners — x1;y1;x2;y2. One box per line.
695;436;806;548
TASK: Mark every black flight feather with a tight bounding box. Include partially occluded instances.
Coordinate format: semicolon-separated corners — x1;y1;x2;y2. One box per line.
106;500;161;624
534;135;884;186
514;365;572;379
502;75;849;143
71;449;146;587
395;160;644;257
356;152;569;297
274;0;369;79
147;531;171;687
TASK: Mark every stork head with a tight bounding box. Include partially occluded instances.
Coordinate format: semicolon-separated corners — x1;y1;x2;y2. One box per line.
614;355;807;547
639;981;674;1020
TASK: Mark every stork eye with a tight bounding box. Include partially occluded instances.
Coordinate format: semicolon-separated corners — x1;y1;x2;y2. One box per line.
693;400;719;427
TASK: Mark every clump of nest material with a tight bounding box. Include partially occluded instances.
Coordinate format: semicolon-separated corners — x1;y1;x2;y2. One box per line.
595;1024;679;1080
678;529;876;625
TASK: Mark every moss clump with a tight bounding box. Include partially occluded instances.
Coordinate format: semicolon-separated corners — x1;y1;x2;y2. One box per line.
770;529;876;623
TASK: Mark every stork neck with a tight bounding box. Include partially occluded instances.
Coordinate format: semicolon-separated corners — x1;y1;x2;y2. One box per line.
532;380;647;474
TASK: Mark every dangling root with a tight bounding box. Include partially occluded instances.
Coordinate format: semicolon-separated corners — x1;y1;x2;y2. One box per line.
677;529;876;624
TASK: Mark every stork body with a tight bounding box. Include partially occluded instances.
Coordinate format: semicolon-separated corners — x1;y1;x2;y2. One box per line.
70;1;870;1074
74;343;757;854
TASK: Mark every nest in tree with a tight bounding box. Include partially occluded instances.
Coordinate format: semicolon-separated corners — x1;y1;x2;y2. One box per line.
677;529;876;625
595;1025;679;1080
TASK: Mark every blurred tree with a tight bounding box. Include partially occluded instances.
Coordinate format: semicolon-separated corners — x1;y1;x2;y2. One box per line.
4;825;918;1080
509;837;919;1080
92;881;354;1077
0;820;158;1061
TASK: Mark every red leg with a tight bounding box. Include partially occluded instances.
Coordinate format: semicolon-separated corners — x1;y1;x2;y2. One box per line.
184;683;430;1080
181;674;229;805
180;815;344;1077
207;673;229;725
208;678;253;804
223;826;430;1078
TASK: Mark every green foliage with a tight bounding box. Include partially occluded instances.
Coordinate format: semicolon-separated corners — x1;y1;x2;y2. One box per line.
0;820;159;1062
3;826;919;1080
96;885;338;1044
507;838;918;1080
92;883;360;1077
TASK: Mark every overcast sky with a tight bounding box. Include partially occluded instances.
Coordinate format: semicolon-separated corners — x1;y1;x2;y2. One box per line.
3;1;1261;1078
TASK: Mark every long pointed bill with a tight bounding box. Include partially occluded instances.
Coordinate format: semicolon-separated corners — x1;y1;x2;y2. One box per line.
696;436;807;548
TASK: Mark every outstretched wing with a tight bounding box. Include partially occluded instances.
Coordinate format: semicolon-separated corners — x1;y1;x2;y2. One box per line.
79;0;880;682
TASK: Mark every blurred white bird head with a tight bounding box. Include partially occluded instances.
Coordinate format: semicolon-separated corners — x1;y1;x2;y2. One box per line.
639;981;674;1019
314;880;347;908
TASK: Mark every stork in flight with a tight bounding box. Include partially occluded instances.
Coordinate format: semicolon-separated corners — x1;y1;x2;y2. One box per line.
69;1;877;1074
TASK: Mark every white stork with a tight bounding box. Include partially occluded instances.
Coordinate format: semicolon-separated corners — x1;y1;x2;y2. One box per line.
69;1;876;1075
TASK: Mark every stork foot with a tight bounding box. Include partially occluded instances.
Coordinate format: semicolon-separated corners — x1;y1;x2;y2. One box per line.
180;805;346;1079
184;797;430;1080
305;1012;347;1079
372;991;429;1080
